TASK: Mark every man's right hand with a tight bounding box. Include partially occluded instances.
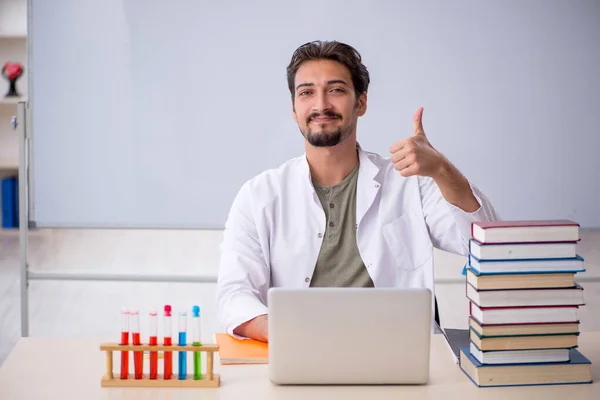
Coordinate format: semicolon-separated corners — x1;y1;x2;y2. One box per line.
233;314;269;343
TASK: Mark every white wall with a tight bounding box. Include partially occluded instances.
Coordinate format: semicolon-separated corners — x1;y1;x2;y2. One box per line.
6;0;599;347
25;227;600;332
0;0;26;37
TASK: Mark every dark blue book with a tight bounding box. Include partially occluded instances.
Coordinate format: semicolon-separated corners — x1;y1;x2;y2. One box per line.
1;177;18;228
459;346;592;387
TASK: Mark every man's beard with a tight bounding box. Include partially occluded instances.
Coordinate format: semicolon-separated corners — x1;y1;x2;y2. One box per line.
300;110;355;147
305;126;343;147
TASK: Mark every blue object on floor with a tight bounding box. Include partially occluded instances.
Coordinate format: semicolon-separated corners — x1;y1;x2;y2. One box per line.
1;176;19;228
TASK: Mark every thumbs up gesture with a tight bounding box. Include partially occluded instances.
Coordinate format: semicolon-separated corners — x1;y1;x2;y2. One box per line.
389;107;446;178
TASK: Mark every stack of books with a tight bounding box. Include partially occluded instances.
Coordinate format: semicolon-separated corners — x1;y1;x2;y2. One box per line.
459;220;593;387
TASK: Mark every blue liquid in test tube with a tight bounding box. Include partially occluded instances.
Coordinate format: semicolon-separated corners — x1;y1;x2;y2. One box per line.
178;312;187;379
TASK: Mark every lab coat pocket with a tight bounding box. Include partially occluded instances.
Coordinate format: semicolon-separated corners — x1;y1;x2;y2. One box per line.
382;212;433;271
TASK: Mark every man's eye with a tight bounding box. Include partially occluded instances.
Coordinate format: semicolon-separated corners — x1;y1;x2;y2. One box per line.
299;91;310;96
331;88;344;93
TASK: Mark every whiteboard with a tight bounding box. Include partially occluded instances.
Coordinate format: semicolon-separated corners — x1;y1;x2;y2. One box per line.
29;0;600;228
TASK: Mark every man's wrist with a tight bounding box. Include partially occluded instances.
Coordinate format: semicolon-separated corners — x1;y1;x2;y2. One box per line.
431;156;453;183
233;314;269;342
431;157;481;213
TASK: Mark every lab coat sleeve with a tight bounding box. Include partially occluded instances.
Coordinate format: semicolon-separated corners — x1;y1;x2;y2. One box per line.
418;176;500;255
216;182;270;339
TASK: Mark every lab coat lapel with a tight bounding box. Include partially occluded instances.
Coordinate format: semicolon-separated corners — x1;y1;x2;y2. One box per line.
299;152;326;209
356;146;381;227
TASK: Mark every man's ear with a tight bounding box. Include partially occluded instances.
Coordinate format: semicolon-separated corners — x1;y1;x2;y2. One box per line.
292;101;297;122
357;92;367;116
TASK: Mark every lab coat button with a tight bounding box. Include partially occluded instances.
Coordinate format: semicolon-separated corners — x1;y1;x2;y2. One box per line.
305;277;310;283
317;232;323;238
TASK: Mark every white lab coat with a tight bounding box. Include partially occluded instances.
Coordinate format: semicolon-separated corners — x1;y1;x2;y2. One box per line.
216;145;499;337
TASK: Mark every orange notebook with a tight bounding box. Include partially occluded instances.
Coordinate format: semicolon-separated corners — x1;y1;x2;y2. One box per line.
214;333;268;364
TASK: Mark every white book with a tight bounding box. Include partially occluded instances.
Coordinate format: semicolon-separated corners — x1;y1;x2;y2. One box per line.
471;220;580;244
470;302;579;325
466;283;585;308
469;240;577;260
469;343;570;365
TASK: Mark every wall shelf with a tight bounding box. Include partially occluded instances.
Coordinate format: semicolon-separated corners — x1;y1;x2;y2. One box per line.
0;98;24;105
0;34;26;39
0;0;26;234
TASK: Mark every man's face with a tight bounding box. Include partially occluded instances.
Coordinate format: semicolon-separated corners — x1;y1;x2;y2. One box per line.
292;59;366;147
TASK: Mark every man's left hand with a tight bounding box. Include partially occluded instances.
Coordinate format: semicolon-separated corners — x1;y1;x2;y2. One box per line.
389;107;447;178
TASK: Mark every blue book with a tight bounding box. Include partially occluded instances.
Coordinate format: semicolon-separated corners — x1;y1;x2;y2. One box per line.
459;346;592;387
461;260;586;276
466;266;582;277
1;177;18;228
468;254;585;274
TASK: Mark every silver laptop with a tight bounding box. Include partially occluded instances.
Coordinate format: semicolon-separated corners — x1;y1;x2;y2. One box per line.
267;287;432;385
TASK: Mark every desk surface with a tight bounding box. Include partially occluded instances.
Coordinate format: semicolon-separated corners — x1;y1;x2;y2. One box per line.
1;333;599;399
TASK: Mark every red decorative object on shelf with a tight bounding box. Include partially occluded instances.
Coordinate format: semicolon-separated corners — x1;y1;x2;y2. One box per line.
2;62;24;97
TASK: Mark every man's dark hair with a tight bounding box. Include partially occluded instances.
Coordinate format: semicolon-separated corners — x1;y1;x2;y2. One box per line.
286;40;370;103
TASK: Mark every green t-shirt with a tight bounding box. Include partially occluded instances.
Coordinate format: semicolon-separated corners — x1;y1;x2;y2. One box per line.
310;162;374;287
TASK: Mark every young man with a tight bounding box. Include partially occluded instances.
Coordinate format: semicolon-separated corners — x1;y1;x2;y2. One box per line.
216;40;499;342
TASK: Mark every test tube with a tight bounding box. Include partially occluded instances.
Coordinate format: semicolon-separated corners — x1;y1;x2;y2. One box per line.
120;307;130;380
178;311;187;380
131;308;143;379
149;309;158;380
192;305;202;380
164;305;173;380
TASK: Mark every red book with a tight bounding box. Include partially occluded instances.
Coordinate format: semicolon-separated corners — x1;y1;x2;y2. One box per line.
471;220;580;244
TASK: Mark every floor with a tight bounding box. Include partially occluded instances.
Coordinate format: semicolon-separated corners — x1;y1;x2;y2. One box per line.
1;228;599;366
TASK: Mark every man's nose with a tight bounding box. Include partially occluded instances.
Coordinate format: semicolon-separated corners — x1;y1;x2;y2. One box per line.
312;92;332;113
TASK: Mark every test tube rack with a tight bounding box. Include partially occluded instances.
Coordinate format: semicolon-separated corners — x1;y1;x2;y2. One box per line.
100;342;220;387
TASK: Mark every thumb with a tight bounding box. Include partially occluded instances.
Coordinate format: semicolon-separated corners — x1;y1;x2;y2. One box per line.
413;106;425;136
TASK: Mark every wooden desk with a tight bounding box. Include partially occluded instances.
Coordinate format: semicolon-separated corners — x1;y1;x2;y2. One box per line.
1;333;598;399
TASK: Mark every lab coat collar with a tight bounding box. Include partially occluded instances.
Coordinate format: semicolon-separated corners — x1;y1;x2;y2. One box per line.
300;143;382;222
300;142;381;185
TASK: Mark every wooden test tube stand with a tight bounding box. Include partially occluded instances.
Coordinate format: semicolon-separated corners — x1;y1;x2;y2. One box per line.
100;343;220;387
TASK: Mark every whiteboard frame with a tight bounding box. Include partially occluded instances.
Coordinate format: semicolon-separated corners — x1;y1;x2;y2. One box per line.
25;0;600;229
26;0;34;223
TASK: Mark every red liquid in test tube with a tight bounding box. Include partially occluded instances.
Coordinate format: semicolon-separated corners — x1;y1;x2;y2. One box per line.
149;309;158;379
131;308;143;379
120;307;130;380
164;305;173;380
